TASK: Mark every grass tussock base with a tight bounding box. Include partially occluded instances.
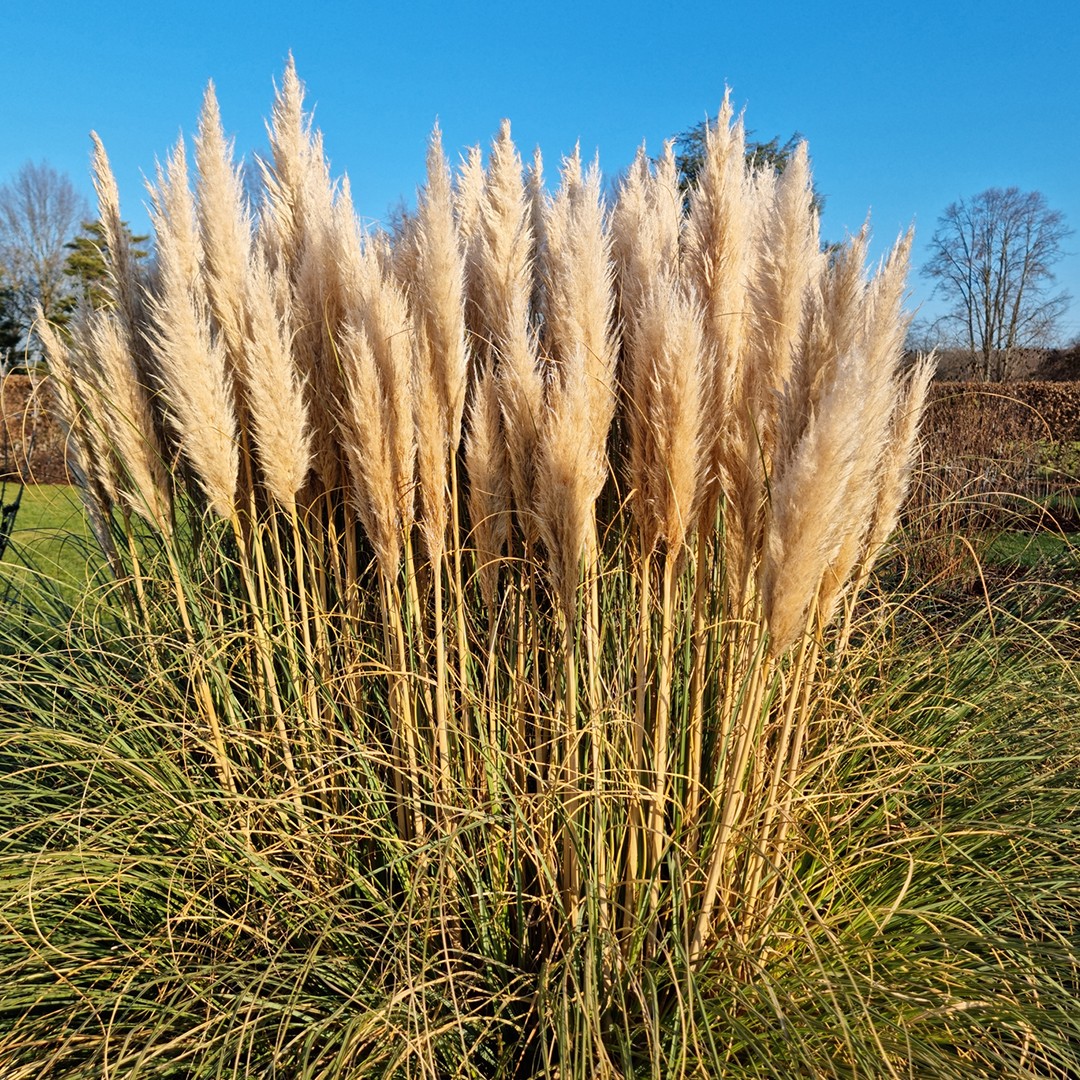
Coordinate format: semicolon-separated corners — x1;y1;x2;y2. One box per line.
3;65;1080;1077
3;566;1079;1078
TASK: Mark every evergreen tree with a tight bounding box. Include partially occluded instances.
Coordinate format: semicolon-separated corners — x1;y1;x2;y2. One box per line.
672;119;825;214
64;219;150;311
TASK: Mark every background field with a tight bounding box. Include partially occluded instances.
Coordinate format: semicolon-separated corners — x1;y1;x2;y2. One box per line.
1;483;99;599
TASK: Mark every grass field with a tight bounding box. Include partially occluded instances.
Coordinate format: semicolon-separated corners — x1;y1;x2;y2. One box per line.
0;483;100;599
984;526;1079;567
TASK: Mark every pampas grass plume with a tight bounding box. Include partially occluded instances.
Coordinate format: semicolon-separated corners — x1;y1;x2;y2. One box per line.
147;139;238;519
339;320;402;574
632;280;704;558
351;244;417;535
242;257;312;510
465;362;510;611
413;124;470;455
194;83;254;384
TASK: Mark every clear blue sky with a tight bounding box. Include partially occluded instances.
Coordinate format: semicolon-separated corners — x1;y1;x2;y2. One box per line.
4;0;1079;341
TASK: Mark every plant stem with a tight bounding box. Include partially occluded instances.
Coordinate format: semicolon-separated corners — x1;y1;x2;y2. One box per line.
433;550;452;814
690;619;770;961
687;522;711;827
647;553;677;920
624;549;651;936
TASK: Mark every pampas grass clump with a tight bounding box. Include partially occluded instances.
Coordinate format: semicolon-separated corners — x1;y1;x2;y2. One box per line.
4;65;1080;1078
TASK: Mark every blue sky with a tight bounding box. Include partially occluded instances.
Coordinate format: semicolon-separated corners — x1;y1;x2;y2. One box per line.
4;0;1079;341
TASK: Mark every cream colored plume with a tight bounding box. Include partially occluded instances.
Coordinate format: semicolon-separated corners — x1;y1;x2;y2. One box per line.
259;57;347;493
465;361;510;610
612;147;702;557
466;121;544;543
535;351;603;613
611;143;682;339
37;310;115;509
242;257;312;510
348;243;416;537
410;124;469;562
338;319;403;575
542;148;616;425
89;134;145;337
455;143;487;341
85;136;169;523
748;139;821;461
762;321;900;655
534;149;617;606
147;139;238;519
86;311;173;530
775;227;871;476
471;121;534;366
628;279;705;559
259;56;316;271
194;83;253;384
413;124;470;451
860;353;935;573
683;100;754;405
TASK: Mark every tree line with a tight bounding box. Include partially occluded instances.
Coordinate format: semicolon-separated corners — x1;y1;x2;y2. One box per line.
0;161;146;372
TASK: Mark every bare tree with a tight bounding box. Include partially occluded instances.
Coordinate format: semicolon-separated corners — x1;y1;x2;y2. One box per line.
0;161;89;362
922;187;1072;381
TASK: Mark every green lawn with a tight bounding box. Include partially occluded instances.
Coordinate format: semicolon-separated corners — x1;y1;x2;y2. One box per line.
983;528;1079;569
1;483;101;597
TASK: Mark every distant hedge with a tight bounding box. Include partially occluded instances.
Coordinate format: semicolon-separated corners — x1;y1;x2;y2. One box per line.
3;375;1080;487
1;375;70;484
925;382;1080;450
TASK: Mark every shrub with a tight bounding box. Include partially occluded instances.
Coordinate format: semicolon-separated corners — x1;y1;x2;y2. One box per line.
904;383;1080;587
3;66;1079;1077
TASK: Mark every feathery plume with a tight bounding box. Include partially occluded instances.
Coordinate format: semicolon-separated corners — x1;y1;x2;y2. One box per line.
410;124;470;561
259;59;347;493
259;56;313;271
683;98;754;437
775;227;870;476
525;147;547;326
89;134;145;336
535;351;601;613
86;310;173;530
534;150;616;605
338;319;403;574
629;280;705;558
747;140;821;459
413;124;470;453
862;230;915;379
810;232;915;622
612;149;703;556
495;338;544;547
243;256;312;510
455;143;487;250
473;121;533;364
543;150;616;387
455;143;487;342
147;138;238;519
761;338;897;655
37;310;113;506
861;353;935;572
463;122;545;542
194;82;253;385
349;243;417;535
611;144;681;337
465;361;510;610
